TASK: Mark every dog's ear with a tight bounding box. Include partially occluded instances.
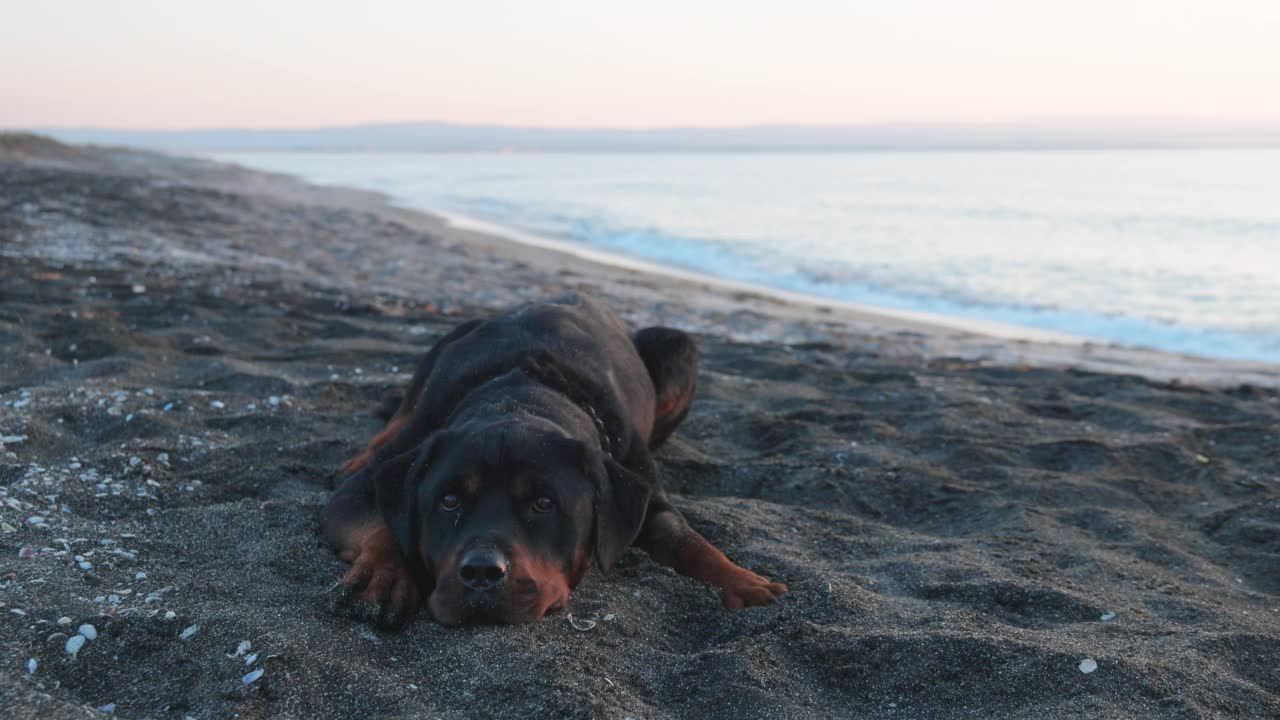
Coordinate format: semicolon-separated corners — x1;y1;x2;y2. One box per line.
591;455;655;572
373;448;422;556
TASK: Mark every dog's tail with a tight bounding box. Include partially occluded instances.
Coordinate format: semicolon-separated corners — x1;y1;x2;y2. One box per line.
633;327;699;450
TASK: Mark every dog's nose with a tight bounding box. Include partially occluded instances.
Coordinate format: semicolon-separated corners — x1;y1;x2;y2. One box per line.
458;547;509;591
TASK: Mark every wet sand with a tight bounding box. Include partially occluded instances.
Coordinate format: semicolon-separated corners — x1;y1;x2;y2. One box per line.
2;135;1278;719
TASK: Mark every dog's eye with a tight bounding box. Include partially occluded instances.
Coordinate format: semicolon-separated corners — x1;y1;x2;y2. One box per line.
439;494;460;511
532;496;554;513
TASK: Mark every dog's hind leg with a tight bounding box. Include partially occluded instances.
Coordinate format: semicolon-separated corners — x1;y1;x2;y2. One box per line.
633;326;699;450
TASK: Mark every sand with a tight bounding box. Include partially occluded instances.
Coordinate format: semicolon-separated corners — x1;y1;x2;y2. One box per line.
1;135;1277;719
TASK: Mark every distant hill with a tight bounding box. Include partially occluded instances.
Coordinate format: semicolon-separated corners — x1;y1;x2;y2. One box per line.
1;132;89;162
25;120;1280;152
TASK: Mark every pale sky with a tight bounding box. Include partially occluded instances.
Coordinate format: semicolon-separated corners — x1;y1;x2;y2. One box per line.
3;0;1280;130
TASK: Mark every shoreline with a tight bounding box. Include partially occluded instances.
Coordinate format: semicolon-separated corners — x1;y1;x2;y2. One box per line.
427;207;1088;344
196;147;1280;370
246;159;1280;389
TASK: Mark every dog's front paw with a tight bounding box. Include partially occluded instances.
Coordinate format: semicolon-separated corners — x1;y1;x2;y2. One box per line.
718;568;788;610
330;545;420;629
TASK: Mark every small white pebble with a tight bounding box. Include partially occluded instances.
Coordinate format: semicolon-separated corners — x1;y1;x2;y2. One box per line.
567;614;596;631
79;624;97;640
164;610;177;620
2;435;27;444
231;640;251;657
242;668;264;685
27;516;45;525
1100;613;1116;621
244;653;258;665
78;561;93;570
180;624;200;640
27;658;38;674
268;396;281;407
135;572;147;580
65;634;86;655
163;403;174;412
603;613;616;622
131;284;147;294
57;616;73;625
210;401;225;409
97;703;116;714
1079;658;1098;674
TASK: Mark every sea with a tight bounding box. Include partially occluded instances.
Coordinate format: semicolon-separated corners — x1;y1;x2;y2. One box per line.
211;150;1280;363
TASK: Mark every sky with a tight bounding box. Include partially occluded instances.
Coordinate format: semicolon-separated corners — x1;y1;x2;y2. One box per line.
3;0;1280;130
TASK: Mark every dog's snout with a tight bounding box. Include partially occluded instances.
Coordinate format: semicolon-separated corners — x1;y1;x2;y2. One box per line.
458;547;509;591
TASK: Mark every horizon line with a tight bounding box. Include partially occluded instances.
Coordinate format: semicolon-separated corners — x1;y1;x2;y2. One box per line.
15;116;1280;134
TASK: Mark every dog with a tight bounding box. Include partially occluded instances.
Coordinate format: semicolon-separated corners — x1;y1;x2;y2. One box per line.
323;294;787;626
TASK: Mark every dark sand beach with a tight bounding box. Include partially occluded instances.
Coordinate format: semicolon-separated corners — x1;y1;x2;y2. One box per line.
2;136;1278;719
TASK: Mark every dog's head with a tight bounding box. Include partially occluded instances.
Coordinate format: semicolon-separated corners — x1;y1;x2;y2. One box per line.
373;418;652;625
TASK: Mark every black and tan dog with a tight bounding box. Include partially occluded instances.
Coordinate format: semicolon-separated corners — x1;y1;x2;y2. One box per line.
323;294;787;626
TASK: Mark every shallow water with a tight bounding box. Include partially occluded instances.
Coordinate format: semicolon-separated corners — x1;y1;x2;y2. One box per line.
214;150;1280;363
